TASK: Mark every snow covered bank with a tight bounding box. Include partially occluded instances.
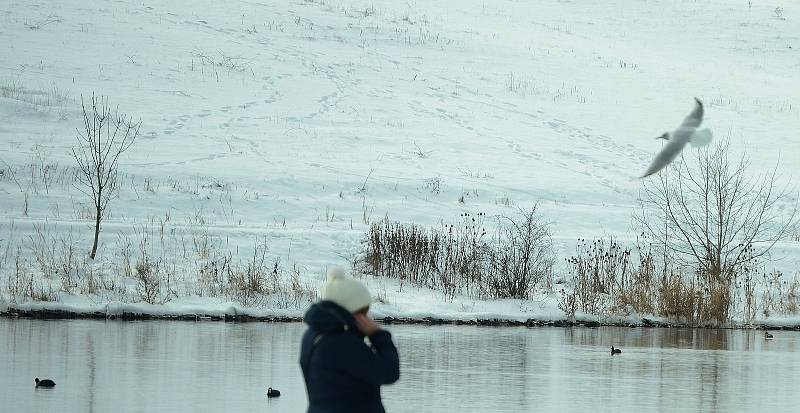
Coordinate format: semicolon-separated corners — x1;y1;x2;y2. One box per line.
2;0;799;326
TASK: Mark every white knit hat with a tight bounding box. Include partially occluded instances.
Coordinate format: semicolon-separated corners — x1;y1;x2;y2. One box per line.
320;265;372;313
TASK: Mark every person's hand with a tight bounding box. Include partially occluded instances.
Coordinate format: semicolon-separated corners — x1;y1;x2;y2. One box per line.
354;313;381;336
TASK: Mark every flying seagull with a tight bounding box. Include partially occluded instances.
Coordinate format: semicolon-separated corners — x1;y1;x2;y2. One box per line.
640;98;713;178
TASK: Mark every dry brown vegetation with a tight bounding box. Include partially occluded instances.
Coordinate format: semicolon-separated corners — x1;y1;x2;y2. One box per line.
2;220;317;309
362;207;554;300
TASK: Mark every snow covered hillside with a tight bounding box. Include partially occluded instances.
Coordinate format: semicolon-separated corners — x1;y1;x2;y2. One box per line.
1;0;799;322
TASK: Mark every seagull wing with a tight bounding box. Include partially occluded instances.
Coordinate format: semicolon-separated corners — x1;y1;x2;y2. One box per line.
640;138;689;178
689;128;713;148
680;98;704;129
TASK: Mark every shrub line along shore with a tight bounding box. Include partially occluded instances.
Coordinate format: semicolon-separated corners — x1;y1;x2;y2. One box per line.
3;307;799;331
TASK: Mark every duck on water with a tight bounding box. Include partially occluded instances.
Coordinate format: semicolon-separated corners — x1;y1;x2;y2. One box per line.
35;378;56;388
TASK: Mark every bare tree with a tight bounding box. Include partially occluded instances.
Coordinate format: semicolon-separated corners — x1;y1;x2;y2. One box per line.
637;138;797;284
72;94;140;259
487;206;555;299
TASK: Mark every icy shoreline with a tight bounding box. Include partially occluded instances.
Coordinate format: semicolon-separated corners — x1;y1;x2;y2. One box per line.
3;302;799;331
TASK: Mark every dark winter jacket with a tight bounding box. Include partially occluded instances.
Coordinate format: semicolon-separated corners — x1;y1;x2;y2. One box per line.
300;301;400;413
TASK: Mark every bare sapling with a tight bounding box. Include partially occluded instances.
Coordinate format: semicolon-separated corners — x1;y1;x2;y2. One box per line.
72;94;140;259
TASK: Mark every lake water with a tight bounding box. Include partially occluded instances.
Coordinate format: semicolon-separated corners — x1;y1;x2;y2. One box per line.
1;319;798;412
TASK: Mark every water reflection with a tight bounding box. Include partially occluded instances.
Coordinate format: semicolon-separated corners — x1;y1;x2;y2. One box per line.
1;319;798;412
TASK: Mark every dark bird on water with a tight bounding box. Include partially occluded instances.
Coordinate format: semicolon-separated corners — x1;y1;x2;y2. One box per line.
765;331;774;340
35;378;56;387
267;387;281;398
611;346;622;355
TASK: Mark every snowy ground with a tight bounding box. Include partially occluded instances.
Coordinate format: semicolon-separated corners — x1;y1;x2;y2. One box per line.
1;0;799;323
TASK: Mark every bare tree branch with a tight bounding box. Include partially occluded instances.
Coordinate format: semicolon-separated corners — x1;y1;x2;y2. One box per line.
638;137;797;286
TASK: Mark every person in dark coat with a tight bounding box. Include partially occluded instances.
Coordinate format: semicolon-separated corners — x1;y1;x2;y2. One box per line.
300;266;400;413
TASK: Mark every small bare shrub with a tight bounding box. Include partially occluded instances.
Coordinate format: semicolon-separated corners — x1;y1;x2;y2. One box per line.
56;237;78;293
268;263;317;309
80;263;102;295
758;270;800;317
28;222;57;279
198;253;231;297
23;223;79;292
410;141;432;158
658;270;700;322
135;257;160;304
558;285;577;320
700;279;732;324
560;238;659;319
289;264;317;307
786;278;800;314
192;229;216;259
363;213;487;300
5;246;57;303
28;145;59;195
361;195;373;225
118;234;133;278
362;209;554;300
486;207;555;299
656;269;732;325
134;234;161;304
562;238;631;315
6;247;29;302
227;242;269;306
614;242;657;315
29;279;57;302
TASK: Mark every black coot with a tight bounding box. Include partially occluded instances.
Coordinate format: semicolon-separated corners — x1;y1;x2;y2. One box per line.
35;378;56;387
